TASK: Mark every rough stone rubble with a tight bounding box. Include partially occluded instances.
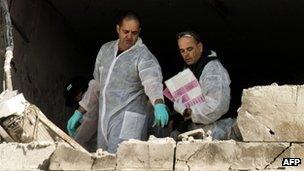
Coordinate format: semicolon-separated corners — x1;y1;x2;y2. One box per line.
0;84;303;170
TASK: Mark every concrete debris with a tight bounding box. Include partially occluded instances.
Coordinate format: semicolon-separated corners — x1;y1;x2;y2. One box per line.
0;91;26;118
0;142;56;170
48;143;93;170
0;93;88;153
116;136;176;170
237;84;304;142
177;128;213;142
178;128;205;141
49;144;117;170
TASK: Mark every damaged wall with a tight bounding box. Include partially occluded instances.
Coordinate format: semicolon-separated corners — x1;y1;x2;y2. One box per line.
1;139;303;170
4;0;91;129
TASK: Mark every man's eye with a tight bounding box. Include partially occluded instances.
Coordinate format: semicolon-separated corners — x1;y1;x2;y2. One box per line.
123;30;129;34
187;47;193;52
132;31;138;35
180;49;185;53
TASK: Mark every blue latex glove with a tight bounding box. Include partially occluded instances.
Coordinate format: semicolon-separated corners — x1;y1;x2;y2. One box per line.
153;103;169;128
67;110;83;137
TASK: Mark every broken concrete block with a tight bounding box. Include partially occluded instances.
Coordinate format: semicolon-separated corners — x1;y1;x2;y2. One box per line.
0;142;56;170
92;149;116;170
237;84;304;141
175;140;294;170
117;139;149;170
0;92;26;118
178;128;205;141
148;136;176;170
116;137;175;170
175;140;237;171
48;143;93;170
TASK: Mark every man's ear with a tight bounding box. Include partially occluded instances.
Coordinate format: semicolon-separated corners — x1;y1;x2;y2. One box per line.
138;27;141;34
198;42;203;53
116;24;120;34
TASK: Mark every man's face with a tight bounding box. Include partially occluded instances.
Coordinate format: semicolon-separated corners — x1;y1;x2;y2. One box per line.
117;19;140;51
177;36;203;65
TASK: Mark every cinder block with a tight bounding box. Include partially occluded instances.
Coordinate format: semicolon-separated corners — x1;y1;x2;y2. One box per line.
48;143;93;170
116;137;175;170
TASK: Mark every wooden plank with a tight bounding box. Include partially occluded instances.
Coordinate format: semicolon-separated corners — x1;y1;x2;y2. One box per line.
31;105;89;154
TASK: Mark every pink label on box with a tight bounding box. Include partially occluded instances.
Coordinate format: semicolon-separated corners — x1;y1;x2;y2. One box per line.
163;88;174;101
171;79;199;99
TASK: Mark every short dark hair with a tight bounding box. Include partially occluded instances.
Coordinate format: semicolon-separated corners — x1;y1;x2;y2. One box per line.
176;31;201;43
64;76;90;107
117;10;141;27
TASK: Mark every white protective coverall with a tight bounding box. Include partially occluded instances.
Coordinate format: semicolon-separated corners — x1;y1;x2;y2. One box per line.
74;79;99;152
88;38;163;153
174;51;235;140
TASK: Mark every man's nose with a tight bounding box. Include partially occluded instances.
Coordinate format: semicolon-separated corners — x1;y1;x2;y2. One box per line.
183;51;189;57
126;33;132;39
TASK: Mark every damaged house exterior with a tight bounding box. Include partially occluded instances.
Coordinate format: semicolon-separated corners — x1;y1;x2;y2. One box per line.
0;0;303;170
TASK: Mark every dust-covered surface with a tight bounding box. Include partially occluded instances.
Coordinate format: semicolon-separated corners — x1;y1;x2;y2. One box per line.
175;140;304;170
116;137;176;170
237;84;304;142
0;141;56;170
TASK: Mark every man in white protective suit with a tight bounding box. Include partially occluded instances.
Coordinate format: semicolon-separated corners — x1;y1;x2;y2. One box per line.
67;11;169;153
171;30;236;140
